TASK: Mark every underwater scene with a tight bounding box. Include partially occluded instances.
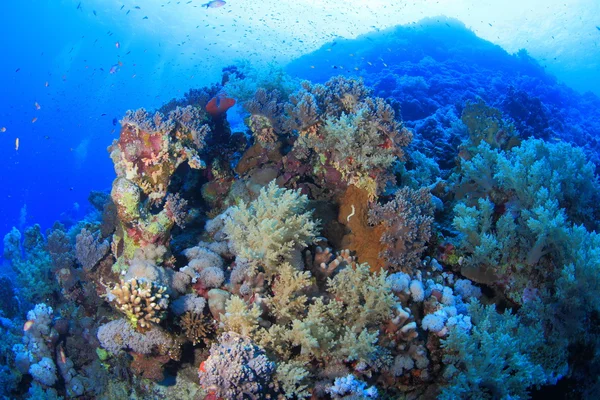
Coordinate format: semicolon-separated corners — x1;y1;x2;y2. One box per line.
2;0;600;399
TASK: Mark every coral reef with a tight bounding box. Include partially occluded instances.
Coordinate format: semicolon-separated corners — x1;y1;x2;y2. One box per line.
3;40;600;398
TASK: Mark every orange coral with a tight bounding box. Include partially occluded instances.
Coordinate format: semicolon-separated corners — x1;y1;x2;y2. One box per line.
337;185;386;271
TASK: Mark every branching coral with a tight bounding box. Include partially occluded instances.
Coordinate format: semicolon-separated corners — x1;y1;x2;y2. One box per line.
368;187;434;271
109;278;169;332
180;312;212;345
223;181;319;276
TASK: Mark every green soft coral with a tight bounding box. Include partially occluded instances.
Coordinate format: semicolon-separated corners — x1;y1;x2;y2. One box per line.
452;138;597;299
223;180;319;277
440;302;550;400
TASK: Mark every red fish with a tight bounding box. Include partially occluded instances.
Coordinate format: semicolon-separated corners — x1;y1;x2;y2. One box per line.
206;92;235;117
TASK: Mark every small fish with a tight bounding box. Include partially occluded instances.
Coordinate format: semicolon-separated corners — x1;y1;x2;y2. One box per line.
93;10;97;16
115;41;120;49
59;347;67;365
15;68;20;73
15;138;19;151
76;2;81;10
143;16;148;19
597;26;600;31
101;113;107;116
120;5;125;10
112;118;118;126
118;60;123;67
109;64;119;74
203;0;226;8
34;102;41;110
31;117;38;123
135;6;141;9
310;65;315;69
23;320;34;331
126;10;130;15
0;127;6;132
45;81;49;87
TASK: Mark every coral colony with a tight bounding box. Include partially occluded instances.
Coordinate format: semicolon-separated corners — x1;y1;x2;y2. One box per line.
3;33;600;400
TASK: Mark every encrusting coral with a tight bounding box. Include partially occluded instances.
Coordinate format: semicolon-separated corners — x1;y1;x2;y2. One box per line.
108;106;209;269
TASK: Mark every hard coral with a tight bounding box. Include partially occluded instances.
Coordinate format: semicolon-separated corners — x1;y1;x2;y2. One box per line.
180;311;212;345
199;332;275;400
110;278;169;332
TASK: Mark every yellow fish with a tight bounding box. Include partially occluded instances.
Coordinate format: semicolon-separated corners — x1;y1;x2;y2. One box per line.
15;138;19;151
23;320;34;331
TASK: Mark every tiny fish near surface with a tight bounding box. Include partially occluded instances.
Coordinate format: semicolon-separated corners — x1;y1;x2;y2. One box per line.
203;0;226;8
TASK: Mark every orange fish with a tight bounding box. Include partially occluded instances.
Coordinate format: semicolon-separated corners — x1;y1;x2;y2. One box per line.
23;320;34;331
32;117;38;123
34;102;41;110
206;92;235;117
0;127;6;132
59;346;67;364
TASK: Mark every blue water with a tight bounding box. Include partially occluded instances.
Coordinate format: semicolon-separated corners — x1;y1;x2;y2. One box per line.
1;1;600;399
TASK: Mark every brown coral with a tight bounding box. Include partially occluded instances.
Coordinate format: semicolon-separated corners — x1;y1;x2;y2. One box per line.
368;187;434;272
180;312;212;345
110;278;169;332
